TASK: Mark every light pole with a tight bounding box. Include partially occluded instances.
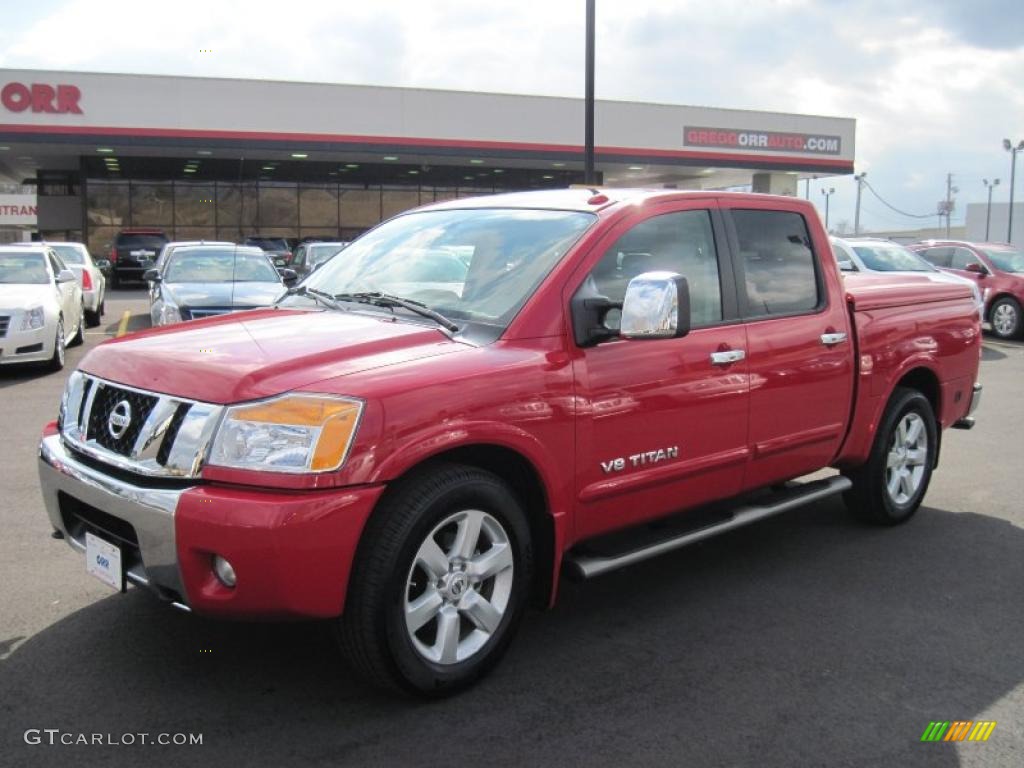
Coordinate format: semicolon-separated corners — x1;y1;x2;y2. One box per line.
583;0;596;185
1005;138;1024;243
983;178;1000;241
822;187;835;231
853;172;866;235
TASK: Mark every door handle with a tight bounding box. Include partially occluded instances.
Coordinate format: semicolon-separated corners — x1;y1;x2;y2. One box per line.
820;332;848;345
710;349;746;365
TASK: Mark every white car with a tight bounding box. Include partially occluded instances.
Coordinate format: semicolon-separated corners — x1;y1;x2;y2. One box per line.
0;245;85;371
26;242;107;327
149;240;234;301
831;236;984;318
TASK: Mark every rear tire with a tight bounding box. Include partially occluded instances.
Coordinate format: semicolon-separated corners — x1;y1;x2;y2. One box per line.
337;463;533;696
843;387;937;525
989;296;1022;340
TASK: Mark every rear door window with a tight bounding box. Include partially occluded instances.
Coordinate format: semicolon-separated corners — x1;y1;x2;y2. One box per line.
918;247;953;268
732;210;820;317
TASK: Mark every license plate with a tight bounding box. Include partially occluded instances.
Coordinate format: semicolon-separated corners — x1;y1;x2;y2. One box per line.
85;532;124;592
130;250;155;258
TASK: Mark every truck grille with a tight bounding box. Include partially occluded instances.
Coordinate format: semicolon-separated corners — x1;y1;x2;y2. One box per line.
87;383;159;455
60;372;223;479
0;315;9;337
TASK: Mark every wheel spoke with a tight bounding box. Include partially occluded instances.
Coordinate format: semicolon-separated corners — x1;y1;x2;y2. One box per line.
433;605;461;664
467;542;513;581
905;417;923;446
899;471;913;499
450;511;484;560
887;470;901;499
459;589;502;634
886;449;901;469
416;537;450;579
906;448;927;467
405;587;443;633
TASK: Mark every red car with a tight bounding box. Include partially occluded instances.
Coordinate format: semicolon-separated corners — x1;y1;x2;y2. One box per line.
910;240;1024;339
38;189;981;695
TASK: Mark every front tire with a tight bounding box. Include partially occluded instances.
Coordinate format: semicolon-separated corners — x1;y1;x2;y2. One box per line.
46;319;65;372
69;307;85;346
338;463;533;696
843;387;937;525
989;296;1022;340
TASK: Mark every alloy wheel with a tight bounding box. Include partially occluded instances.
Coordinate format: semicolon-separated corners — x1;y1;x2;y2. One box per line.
885;412;928;505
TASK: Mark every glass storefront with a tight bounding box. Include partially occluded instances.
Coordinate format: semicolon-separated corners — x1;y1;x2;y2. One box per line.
84;179;514;255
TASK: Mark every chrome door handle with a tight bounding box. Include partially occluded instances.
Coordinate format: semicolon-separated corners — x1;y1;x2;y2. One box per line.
820;332;848;345
710;349;746;365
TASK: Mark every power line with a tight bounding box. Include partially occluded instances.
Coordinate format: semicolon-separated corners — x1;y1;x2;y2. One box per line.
862;179;934;219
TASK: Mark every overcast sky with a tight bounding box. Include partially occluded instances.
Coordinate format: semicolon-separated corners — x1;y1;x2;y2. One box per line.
2;0;1022;233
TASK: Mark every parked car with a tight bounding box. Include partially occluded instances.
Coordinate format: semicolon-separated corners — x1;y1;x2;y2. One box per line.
0;245;84;370
146;245;292;326
149;240;235;301
243;235;293;267
31;242;107;327
291;241;348;278
39;189;981;696
909;240;1024;339
831;237;983;318
109;228;169;288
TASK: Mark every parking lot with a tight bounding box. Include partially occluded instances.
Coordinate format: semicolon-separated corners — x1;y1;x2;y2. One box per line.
1;291;1022;767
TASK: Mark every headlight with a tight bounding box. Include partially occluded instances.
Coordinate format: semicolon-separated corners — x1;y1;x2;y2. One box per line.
209;394;363;473
20;306;45;330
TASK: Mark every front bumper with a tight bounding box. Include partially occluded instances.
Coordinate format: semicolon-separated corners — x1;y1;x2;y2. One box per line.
38;432;385;618
0;324;54;365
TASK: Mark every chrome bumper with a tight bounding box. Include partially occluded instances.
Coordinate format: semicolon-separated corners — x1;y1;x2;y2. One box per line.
953;383;982;430
38;433;192;607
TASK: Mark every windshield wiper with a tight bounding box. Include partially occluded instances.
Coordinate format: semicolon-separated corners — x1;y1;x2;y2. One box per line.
283;284;343;311
332;291;459;332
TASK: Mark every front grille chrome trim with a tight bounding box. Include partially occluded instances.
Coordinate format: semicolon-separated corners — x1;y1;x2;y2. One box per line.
61;373;223;479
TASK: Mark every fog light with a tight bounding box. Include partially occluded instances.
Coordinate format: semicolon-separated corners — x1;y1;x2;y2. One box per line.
213;555;237;588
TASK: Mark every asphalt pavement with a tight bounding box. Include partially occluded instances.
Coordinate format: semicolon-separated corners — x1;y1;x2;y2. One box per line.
1;291;1021;768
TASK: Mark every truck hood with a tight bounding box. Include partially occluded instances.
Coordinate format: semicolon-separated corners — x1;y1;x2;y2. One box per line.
80;308;468;403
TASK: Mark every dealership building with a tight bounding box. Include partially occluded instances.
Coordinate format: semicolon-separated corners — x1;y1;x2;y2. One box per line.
0;69;855;254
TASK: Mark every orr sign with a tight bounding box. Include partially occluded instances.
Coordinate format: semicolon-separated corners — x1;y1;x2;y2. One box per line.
1;82;82;114
685;126;841;156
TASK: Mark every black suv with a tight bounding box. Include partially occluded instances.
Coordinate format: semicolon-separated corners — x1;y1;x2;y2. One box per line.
109;229;169;288
243;236;293;267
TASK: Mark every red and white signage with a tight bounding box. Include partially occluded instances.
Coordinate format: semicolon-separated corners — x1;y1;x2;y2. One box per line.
685;126;841;155
1;82;82;114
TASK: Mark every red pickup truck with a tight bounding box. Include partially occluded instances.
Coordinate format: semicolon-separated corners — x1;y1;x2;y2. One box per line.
38;189;982;695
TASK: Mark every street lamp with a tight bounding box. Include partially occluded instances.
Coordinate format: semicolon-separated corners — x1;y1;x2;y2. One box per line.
821;187;836;230
1004;138;1024;243
983;178;1000;241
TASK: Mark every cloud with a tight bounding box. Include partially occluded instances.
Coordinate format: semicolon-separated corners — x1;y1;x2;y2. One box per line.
0;0;1022;232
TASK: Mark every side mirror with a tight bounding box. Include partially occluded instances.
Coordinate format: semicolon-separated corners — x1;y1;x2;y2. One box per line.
964;262;988;276
836;259;856;272
278;268;298;285
143;269;160;282
95;258;112;270
57;269;76;283
620;272;690;340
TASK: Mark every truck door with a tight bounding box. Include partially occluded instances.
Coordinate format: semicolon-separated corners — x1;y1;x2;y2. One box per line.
570;202;750;541
721;203;854;490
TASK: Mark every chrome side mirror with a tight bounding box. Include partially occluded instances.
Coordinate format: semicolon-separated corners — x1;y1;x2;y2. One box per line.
620;271;690;340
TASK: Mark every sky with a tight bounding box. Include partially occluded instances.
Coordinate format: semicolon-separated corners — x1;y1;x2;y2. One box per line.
1;0;1022;234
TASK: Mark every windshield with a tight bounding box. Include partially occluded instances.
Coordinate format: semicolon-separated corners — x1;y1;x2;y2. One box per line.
297;208;595;330
49;244;85;264
982;248;1024;273
852;243;933;272
309;244;344;266
0;251;49;284
246;238;289;251
165;250;280;283
117;234;167;249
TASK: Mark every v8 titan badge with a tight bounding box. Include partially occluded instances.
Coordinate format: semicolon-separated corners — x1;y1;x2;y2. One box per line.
85;532;124;592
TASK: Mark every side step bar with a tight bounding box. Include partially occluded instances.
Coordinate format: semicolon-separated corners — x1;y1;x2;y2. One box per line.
565;475;852;580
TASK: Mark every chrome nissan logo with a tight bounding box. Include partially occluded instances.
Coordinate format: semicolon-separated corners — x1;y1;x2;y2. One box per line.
107;400;132;439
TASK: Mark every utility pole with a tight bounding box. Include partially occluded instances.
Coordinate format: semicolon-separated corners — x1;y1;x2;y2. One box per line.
853;172;866;235
942;173;958;239
983;178;1000;241
821;187;835;231
583;0;596;185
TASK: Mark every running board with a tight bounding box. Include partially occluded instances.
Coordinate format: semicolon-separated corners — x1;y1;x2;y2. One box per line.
565;475;852;580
